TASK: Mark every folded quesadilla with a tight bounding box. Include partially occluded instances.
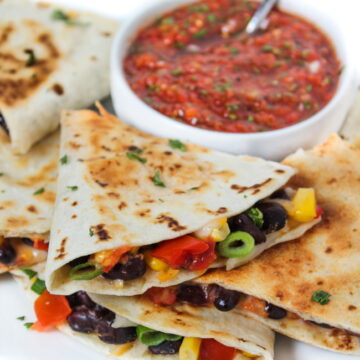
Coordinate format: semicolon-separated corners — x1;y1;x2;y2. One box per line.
13;264;275;360
0;130;59;273
46;106;320;296
0;0;118;154
157;135;359;355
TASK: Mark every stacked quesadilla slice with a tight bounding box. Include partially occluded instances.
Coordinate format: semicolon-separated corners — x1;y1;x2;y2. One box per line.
45;106;321;296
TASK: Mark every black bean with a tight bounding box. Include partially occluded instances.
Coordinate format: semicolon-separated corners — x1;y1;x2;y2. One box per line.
308;321;334;329
67;307;98;334
68;255;90;268
176;284;208;306
102;254;146;281
149;339;183;355
270;189;290;200
66;291;97;310
22;238;34;246
98;326;137;344
228;213;266;244
0;240;16;265
0;113;9;135
256;202;287;234
213;287;241;312
265;302;287;319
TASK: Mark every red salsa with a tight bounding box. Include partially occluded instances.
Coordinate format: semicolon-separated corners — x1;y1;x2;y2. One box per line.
124;0;341;133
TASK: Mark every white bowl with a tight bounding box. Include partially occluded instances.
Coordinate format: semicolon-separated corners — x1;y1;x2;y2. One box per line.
111;0;357;160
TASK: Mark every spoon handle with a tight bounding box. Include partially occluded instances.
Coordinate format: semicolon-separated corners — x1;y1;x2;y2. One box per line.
245;0;278;34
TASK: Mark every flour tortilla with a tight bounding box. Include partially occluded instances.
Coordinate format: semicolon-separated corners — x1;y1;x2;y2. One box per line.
197;134;360;355
12;264;274;360
0;130;59;273
45;106;319;296
0;0;118;154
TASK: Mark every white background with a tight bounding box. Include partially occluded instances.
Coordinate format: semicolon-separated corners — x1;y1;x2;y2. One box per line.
1;1;359;360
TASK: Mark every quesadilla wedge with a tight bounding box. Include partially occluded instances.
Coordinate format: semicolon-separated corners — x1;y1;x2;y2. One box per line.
46;106;320;296
0;0;118;154
12;263;275;360
163;135;359;355
0;130;59;273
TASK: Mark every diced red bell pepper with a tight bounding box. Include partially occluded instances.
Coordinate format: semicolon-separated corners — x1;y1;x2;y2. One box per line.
199;339;237;360
315;205;323;219
146;287;177;306
102;246;132;273
33;239;49;252
34;290;72;327
31;320;52;332
151;235;215;270
188;241;217;271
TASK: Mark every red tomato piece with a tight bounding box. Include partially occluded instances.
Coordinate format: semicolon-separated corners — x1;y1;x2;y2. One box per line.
188;241;217;271
146;287;177;306
199;339;237;360
34;291;72;327
315;205;323;219
151;235;209;269
33;239;49;251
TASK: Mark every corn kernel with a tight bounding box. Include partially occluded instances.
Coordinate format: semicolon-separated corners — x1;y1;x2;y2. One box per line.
157;268;179;282
194;217;228;240
145;251;169;272
93;249;113;264
210;222;230;242
179;337;202;360
241;351;258;358
288;188;316;222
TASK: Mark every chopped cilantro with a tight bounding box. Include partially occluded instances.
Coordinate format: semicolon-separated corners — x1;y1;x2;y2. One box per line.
214;82;232;92
207;14;217;22
246;208;264;228
169;139;187;152
31;278;46;295
304;101;312;110
189;4;209;12
193;28;207;39
89;228;94;237
311;290;331;305
227;104;239;111
67;186;78;191
126;151;147;164
200;89;208;95
161;17;175;25
60;154;68;165
24;322;34;329
247;115;254;122
229;114;237;120
174;42;185;49
152;171;165;187
24;49;37;67
17;316;25;321
158;198;164;203
20;268;38;279
189;187;199;191
51;9;84;26
262;44;273;53
171;68;183;77
305;84;312;93
33;188;45;195
0;173;4;177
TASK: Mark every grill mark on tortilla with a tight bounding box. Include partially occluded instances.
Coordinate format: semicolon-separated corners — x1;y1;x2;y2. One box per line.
16;160;57;186
0;28;60;106
26;205;37;213
6;216;29;228
71;214;77;219
156;214;186;232
118;202;127;210
55;237;67;260
348;305;357;311
71;201;78;206
136;209;151;218
52;83;64;95
329;329;355;350
231;178;273;194
94;224;111;241
275;169;285;174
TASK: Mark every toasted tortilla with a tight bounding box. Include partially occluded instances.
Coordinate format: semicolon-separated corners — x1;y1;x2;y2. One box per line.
45;106;321;296
0;130;59;273
197;134;360;354
0;0;118;154
12;264;275;360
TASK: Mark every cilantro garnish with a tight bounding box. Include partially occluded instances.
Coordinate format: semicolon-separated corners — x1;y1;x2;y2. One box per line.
24;322;34;329
246;207;264;228
20;268;38;279
169;139;187;152
89;228;94;237
67;186;78;191
17;316;25;321
152;171;165;187
60;154;68;165
24;49;37;67
33;188;45;195
51;9;85;26
126;151;147;164
311;290;331;305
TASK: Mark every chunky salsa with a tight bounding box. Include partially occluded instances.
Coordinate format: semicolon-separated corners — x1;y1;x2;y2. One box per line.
124;0;341;133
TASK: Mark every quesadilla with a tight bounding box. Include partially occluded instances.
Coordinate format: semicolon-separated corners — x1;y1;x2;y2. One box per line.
12;263;275;360
46;106;320;296
0;0;118;154
162;135;359;355
0;130;59;273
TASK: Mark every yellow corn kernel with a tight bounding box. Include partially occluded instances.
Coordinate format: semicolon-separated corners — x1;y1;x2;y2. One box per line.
241;351;258;358
194;217;228;240
179;337;202;360
210;222;230;242
157;268;179;282
288;188;316;222
111;342;134;356
93;249;113;264
145;251;169;272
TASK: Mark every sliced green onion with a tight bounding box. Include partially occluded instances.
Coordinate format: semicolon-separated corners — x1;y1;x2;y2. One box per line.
69;262;103;280
218;231;255;258
24;322;34;329
21;268;38;279
31;278;46;295
246;207;264;228
136;325;182;346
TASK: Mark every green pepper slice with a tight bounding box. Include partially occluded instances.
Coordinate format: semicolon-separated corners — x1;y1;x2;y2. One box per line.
218;231;255;258
69;262;103;280
136;325;182;346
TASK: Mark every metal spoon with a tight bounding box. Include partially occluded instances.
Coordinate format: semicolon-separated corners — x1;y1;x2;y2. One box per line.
245;0;278;34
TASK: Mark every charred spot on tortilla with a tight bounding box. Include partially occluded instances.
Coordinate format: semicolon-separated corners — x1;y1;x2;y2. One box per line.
71;214;77;219
26;205;38;213
156;214;186;232
348;305;357;311
118;202;127;210
0;113;9;135
52;83;64;95
95;180;108;187
107;192;120;199
24;49;37;67
231;178;273;194
275;169;285;174
101;31;112;37
94;224;111;241
55;237;67;260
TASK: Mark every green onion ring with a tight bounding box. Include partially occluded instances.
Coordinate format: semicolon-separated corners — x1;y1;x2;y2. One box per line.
136;325;182;346
69;262;103;280
218;231;255;258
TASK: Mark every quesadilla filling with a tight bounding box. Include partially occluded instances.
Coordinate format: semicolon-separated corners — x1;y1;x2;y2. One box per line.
30;290;256;359
146;284;360;339
66;187;320;283
0;237;47;269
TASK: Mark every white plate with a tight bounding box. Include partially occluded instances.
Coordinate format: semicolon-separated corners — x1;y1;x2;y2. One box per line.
1;1;359;359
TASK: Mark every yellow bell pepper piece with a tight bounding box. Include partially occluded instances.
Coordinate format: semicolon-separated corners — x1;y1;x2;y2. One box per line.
179;337;202;360
288;188;316;222
241;351;258;358
93;249;113;264
210;222;230;242
144;251;169;272
157;268;180;282
194;217;229;241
